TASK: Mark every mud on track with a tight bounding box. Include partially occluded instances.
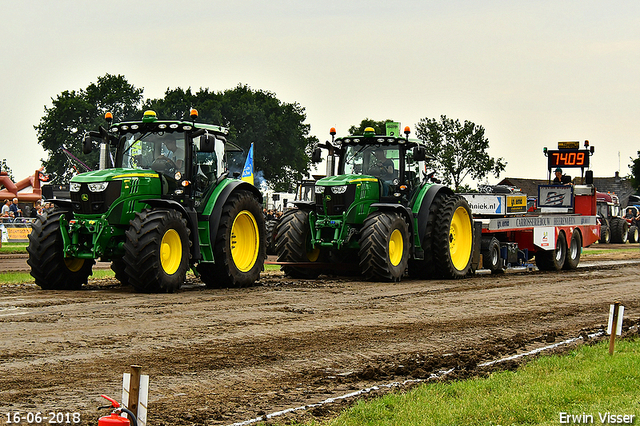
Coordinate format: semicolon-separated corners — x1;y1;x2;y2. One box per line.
1;247;639;425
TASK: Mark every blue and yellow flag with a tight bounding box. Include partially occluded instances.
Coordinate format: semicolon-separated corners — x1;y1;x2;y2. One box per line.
241;143;254;185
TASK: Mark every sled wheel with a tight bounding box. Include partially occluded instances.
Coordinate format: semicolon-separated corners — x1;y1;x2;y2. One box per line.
27;210;94;290
536;231;566;271
481;236;503;273
359;212;409;282
275;209;321;279
432;195;474;279
563;229;582;270
124;209;190;293
201;190;265;288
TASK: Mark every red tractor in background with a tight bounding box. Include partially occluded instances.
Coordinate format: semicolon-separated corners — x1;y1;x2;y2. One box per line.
596;191;632;243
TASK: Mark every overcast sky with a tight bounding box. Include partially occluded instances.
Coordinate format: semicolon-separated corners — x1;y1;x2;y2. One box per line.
1;0;639;187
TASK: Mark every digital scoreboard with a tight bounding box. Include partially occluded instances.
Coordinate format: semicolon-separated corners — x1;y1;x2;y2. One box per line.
547;149;590;169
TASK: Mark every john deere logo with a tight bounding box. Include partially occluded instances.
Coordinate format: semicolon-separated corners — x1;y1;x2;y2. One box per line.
325;195;331;202
81;194;89;201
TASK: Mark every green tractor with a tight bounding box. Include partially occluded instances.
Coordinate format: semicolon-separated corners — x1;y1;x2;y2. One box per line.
275;126;478;281
27;110;266;292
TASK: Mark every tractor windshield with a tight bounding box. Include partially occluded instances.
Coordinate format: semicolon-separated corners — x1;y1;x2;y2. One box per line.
119;131;186;178
342;145;399;180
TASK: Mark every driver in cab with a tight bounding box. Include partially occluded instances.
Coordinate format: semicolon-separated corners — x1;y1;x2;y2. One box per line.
552;167;572;185
368;149;395;195
153;137;185;173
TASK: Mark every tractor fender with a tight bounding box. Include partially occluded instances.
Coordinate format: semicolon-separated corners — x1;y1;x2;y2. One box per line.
141;198;202;261
292;200;314;211
206;180;263;254
415;184;454;244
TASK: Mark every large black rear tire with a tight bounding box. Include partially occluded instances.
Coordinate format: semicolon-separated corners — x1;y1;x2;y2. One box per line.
275;209;321;279
610;217;628;243
408;193;446;279
628;225;639;244
199;190;266;288
27;210;94;290
265;219;278;255
432;195;474;279
124;209;190;293
359;212;409;282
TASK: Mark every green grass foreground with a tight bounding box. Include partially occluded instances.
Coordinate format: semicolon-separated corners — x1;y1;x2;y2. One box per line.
313;339;640;426
0;242;28;254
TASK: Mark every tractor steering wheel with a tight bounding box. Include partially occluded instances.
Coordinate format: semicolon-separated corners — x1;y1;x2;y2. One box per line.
151;155;177;175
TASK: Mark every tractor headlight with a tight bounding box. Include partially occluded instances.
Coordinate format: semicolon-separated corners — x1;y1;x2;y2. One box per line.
315;185;325;194
331;185;348;194
88;182;109;192
69;182;81;192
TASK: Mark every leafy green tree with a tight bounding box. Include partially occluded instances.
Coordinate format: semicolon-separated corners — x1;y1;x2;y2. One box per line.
35;74;143;184
348;118;396;136
0;159;14;181
145;84;317;192
629;151;640;191
415;115;506;192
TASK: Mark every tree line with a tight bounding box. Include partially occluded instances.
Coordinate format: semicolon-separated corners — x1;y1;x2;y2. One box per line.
32;73;640;193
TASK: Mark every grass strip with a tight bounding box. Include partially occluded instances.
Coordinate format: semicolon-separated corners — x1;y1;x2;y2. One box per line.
0;242;28;254
321;338;640;426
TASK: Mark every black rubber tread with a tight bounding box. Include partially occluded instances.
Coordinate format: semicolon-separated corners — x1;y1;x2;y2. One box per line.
628;225;639;244
275;209;321;279
110;259;129;286
265;219;279;255
432;195;474;279
563;229;582;270
407;192;446;279
536;231;566;271
123;209;190;293
358;212;409;282
481;236;503;273
203;190;266;288
27;210;94;290
610;217;629;244
599;224;611;244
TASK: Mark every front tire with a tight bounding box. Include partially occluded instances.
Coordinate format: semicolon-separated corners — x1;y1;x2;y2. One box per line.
359;212;409;282
27;210;94;290
275;209;321;279
124;209;190;293
200;190;266;288
432;195;474;279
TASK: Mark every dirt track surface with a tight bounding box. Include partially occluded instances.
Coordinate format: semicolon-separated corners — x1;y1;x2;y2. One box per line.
1;246;639;425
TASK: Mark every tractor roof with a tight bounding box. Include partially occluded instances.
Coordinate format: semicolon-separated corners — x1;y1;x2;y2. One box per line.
335;135;426;150
109;110;229;137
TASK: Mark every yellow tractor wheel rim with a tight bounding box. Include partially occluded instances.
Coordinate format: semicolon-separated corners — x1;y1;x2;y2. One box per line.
449;206;473;270
307;247;320;262
389;228;404;266
64;258;84;273
231;210;259;272
161;229;182;275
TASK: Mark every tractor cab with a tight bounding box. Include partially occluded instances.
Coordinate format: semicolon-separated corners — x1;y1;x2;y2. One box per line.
314;126;428;208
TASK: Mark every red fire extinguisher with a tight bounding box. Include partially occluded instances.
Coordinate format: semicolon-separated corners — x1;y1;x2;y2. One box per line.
98;395;138;426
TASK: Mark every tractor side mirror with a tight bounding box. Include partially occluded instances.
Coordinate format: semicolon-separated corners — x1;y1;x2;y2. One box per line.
82;133;93;154
413;146;426;161
311;147;322;163
200;134;216;153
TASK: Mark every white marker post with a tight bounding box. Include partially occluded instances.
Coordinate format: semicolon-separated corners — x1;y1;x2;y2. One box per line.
607;302;624;355
122;365;149;426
